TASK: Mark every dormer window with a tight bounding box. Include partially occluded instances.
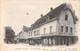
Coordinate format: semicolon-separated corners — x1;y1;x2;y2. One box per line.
46;16;49;21
65;15;68;20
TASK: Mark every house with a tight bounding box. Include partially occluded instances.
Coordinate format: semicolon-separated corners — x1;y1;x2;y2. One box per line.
21;3;78;46
15;26;29;43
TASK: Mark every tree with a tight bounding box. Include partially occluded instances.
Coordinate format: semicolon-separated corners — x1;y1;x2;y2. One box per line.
4;26;15;43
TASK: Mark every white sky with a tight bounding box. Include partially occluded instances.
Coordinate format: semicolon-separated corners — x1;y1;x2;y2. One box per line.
1;0;80;35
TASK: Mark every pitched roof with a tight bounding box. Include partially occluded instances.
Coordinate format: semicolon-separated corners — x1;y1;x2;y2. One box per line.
26;3;78;30
22;26;31;32
32;3;67;29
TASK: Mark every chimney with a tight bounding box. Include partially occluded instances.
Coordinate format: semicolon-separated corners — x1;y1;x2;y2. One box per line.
50;7;53;11
41;14;43;17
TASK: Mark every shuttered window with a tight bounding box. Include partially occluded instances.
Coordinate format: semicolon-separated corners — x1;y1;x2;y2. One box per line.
50;26;52;33
70;27;72;33
61;26;63;32
66;26;68;32
44;28;46;34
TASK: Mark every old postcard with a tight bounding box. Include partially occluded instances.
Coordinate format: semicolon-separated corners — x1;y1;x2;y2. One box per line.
0;0;80;51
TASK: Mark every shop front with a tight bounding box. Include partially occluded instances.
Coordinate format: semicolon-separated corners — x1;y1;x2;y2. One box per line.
41;35;78;46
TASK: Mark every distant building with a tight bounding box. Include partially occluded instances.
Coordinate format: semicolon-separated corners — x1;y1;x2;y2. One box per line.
20;3;78;46
15;26;29;43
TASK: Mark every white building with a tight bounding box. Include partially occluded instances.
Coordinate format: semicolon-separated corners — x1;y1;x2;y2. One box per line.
20;3;78;46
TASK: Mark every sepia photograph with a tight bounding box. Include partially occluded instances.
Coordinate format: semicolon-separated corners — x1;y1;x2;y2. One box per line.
0;0;80;51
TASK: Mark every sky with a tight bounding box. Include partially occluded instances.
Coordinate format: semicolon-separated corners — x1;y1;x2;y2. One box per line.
1;0;80;35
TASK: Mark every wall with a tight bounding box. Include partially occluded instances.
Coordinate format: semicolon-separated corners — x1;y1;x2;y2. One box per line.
19;31;29;39
28;20;57;38
40;20;57;35
57;9;75;36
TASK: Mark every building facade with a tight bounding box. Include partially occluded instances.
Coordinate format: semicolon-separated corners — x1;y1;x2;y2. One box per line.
14;26;29;43
20;3;78;46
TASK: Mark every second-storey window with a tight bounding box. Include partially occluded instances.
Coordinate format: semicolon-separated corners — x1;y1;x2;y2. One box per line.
29;32;30;37
37;30;40;35
70;27;72;33
34;31;36;36
61;26;63;32
31;32;32;36
44;28;46;34
66;26;68;32
50;26;52;33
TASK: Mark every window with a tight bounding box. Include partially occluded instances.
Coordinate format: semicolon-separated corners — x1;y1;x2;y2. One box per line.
37;30;40;35
34;31;36;36
31;32;32;36
29;32;30;37
70;27;72;33
65;15;68;20
37;30;38;35
66;26;68;32
50;26;52;33
61;26;63;32
44;28;46;34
